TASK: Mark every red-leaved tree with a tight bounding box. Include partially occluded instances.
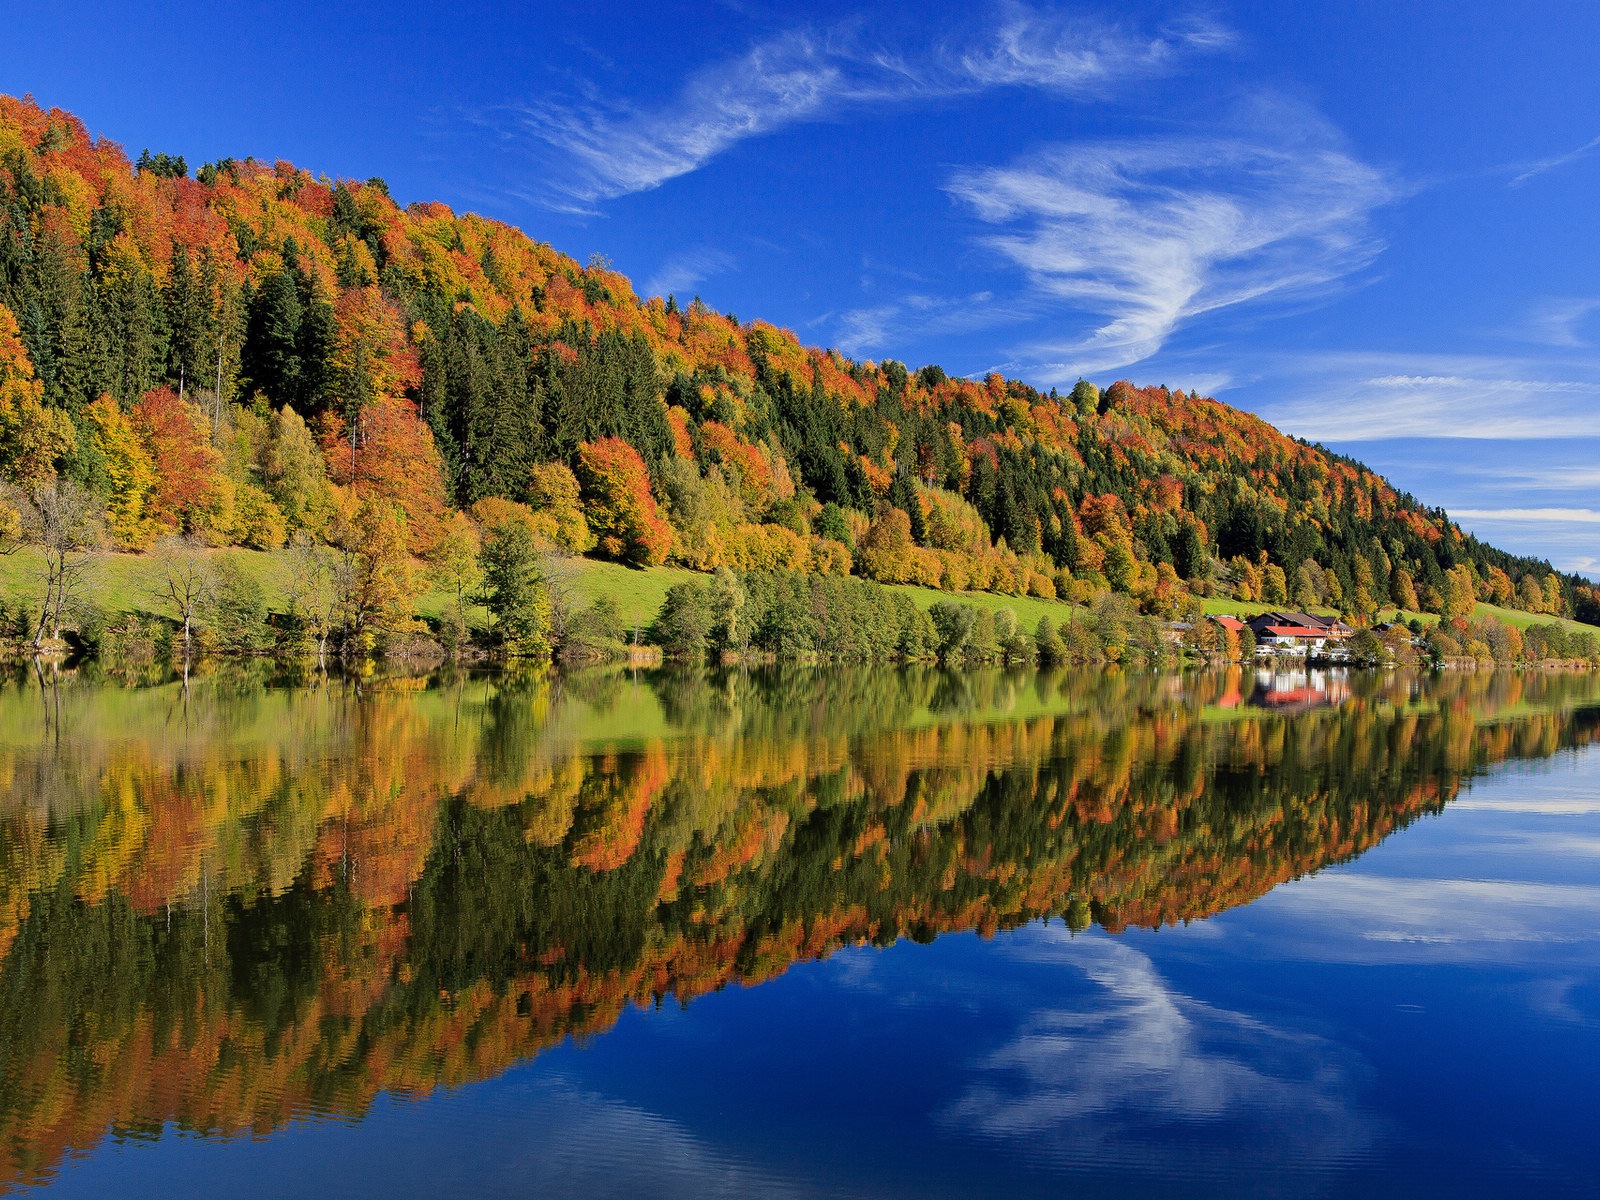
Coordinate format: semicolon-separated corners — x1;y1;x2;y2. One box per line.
132;386;224;533
575;437;671;566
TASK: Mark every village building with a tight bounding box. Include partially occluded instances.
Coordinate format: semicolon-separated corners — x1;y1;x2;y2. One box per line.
1246;612;1353;659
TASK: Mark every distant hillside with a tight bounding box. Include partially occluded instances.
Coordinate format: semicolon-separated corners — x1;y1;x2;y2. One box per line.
1;94;1594;627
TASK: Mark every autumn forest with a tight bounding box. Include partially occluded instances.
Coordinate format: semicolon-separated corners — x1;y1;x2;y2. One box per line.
1;94;1596;667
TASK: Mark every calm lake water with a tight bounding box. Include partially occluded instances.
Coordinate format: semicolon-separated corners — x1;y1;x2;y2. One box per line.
1;664;1598;1198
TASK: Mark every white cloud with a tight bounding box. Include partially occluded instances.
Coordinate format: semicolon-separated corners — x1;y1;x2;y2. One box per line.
1474;464;1600;491
1254;354;1600;442
1451;508;1600;526
279;1073;850;1199
945;934;1375;1175
1517;296;1600;347
642;248;736;300
947;104;1395;378
490;7;1231;207
1495;832;1600;857
1509;131;1600;187
1251;874;1600;965
955;7;1235;91
1169;371;1234;398
831;290;1029;358
1453;794;1600;818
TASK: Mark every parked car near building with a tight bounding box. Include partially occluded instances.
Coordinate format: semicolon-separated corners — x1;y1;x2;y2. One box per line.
1245;612;1353;660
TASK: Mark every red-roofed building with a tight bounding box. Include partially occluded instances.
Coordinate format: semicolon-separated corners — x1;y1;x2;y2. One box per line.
1247;612;1352;658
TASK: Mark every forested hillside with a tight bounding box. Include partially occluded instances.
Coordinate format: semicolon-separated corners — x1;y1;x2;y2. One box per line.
2;94;1595;638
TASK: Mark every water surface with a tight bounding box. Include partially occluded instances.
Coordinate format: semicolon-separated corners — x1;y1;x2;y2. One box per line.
1;664;1597;1197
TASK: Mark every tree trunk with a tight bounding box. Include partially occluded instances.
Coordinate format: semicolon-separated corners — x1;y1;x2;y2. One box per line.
34;567;56;650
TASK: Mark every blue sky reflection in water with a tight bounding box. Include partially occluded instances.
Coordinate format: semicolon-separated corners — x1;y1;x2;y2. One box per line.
31;723;1600;1199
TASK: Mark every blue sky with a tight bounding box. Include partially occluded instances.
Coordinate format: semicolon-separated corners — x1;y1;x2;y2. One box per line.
4;1;1599;574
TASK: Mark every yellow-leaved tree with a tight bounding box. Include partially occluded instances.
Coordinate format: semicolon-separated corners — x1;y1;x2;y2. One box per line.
0;302;75;489
333;497;419;651
86;395;161;549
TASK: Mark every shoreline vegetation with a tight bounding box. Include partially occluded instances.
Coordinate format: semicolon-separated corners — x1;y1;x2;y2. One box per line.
0;541;1594;677
0;93;1596;679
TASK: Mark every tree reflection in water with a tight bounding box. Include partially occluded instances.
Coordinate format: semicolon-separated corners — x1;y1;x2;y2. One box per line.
0;664;1596;1188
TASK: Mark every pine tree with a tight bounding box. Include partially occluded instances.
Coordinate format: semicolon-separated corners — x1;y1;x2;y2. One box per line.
1173;521;1206;580
164;246;211;395
243;271;303;406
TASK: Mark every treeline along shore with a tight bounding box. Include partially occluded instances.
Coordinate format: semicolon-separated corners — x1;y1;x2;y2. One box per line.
0;544;1595;675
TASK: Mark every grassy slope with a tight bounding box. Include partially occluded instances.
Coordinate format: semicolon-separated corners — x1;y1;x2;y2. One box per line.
7;549;1589;642
557;558;1083;631
882;582;1080;628
1199;597;1339;619
545;558;706;631
1468;601;1596;639
0;548;1087;634
1200;594;1595;640
0;546;290;617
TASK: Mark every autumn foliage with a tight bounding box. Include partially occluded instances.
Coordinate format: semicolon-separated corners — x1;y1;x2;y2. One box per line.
0;92;1589;631
0;303;73;489
576;437;672;566
131;387;224;532
0;668;1596;1189
321;395;450;554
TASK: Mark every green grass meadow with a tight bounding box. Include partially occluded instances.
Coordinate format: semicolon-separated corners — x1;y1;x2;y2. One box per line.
4;547;1588;643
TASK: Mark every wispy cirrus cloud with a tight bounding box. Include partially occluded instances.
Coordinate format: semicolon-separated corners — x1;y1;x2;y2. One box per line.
829;289;1029;359
1253;353;1600;442
1516;296;1600;347
346;1073;835;1199
945;935;1375;1176
484;6;1232;209
642;247;736;300
1253;874;1600;965
1451;507;1600;526
946;102;1396;378
1476;464;1600;491
954;8;1234;90
1509;131;1600;187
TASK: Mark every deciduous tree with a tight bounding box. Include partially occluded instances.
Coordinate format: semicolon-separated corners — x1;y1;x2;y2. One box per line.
526;461;594;553
154;537;211;660
333;498;417;651
575;436;671;566
0;303;75;488
131;386;225;533
17;478;103;646
429;511;481;642
286;535;340;666
478;519;550;655
86;395;160;549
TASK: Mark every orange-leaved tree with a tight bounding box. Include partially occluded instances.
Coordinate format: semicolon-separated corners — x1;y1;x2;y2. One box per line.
331;285;421;426
321;395;450;556
575;437;671;566
131;387;225;535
